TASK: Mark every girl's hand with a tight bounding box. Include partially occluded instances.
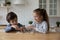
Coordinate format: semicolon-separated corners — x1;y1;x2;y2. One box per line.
27;26;35;30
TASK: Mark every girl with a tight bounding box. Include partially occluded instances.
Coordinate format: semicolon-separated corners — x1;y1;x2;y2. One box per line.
27;8;49;33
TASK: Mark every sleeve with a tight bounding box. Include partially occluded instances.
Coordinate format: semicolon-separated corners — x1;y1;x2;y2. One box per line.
18;23;23;27
5;25;13;32
31;21;35;27
35;22;48;33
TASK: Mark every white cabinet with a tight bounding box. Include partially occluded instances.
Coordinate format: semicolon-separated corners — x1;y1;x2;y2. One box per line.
0;0;5;7
6;0;25;5
39;0;60;17
10;0;25;4
0;0;25;7
0;0;5;4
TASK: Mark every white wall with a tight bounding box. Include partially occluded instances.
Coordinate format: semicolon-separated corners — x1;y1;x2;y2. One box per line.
49;17;60;27
0;7;7;25
0;0;39;26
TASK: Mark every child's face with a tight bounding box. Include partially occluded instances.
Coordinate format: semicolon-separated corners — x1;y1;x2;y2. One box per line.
33;12;43;23
9;18;18;25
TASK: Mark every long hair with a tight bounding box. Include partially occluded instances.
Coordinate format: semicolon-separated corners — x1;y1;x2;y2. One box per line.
33;8;49;32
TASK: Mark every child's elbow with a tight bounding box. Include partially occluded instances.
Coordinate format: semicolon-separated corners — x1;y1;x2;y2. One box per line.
5;29;10;33
5;30;9;33
5;29;11;33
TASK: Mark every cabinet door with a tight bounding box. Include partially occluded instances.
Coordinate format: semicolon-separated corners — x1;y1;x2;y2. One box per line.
0;0;5;4
0;0;5;7
39;0;58;17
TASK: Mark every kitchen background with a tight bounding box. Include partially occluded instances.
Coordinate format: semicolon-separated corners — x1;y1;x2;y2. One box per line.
0;0;60;27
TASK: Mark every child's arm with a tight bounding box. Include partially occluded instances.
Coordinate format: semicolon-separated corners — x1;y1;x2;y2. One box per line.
18;23;24;27
35;22;48;33
26;22;36;31
15;23;26;32
5;25;14;32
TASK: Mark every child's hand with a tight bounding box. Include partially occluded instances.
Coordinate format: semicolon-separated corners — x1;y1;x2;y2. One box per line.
26;26;36;30
26;26;32;30
19;27;26;32
11;25;18;29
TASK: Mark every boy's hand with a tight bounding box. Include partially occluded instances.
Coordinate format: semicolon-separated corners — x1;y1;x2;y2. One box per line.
12;26;26;32
11;25;26;32
19;27;26;32
11;25;19;29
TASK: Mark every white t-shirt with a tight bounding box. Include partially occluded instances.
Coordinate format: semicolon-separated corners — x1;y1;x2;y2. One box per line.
32;21;48;33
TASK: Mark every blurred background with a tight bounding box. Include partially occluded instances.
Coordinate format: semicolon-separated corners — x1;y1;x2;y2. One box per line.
0;0;60;27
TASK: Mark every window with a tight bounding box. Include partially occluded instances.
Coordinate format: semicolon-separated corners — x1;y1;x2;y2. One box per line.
39;0;57;16
49;0;57;15
39;0;46;9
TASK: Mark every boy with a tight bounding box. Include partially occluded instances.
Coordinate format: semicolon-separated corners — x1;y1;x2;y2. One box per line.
5;12;25;32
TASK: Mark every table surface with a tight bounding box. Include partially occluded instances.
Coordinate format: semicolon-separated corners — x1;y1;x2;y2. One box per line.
0;26;60;40
0;32;60;40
